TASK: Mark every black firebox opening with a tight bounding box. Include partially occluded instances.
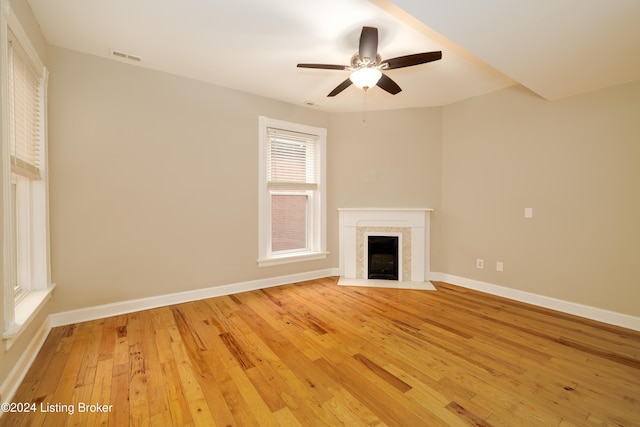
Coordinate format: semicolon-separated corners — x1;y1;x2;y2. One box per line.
368;236;399;280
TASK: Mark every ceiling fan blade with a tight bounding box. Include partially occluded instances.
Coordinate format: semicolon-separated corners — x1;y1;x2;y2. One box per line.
358;26;378;63
297;63;348;70
376;73;402;95
327;78;353;97
381;51;442;70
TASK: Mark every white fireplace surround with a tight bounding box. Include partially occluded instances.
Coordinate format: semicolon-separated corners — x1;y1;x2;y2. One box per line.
338;208;435;290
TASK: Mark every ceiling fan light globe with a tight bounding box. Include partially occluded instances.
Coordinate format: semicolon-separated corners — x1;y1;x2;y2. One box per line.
350;67;382;90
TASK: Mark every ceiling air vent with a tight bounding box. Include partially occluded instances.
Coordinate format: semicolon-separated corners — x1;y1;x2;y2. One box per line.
110;49;142;62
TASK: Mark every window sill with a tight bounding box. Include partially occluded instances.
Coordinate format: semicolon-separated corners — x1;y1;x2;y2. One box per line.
258;251;328;267
2;284;56;350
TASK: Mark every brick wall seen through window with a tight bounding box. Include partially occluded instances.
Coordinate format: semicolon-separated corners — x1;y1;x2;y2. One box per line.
271;194;307;252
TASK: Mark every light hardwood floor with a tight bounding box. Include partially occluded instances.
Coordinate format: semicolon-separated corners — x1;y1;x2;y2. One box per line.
2;277;639;426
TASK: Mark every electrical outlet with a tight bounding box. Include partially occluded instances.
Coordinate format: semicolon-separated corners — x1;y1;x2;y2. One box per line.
496;262;504;272
476;259;484;269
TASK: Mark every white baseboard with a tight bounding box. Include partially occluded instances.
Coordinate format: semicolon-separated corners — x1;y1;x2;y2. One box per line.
0;317;51;406
51;269;638;330
431;272;640;331
49;268;340;327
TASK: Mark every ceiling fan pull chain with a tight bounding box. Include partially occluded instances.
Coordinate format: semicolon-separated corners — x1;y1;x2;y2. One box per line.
362;90;368;125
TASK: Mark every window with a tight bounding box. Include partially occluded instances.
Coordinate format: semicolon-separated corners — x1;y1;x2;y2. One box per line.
258;117;327;266
2;4;53;347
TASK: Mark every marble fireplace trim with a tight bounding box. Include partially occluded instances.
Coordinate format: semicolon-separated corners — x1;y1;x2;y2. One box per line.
338;208;434;290
356;227;411;281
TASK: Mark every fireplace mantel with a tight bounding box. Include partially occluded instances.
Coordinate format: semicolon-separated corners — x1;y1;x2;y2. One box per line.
337;208;435;290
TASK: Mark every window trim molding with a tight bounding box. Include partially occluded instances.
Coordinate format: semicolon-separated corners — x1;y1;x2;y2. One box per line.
258;116;327;267
1;1;54;348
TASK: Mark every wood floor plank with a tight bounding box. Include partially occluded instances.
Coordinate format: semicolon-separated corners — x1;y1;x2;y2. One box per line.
201;341;260;425
315;357;448;426
85;358;113;427
227;365;281;427
159;359;194;426
272;407;306;427
322;386;385;427
2;277;639;427
234;306;335;405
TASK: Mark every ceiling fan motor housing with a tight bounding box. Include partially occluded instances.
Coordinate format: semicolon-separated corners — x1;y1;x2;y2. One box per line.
349;53;383;70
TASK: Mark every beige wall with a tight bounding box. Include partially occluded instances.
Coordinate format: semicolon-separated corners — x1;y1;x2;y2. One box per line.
441;82;640;316
47;46;332;312
0;0;49;397
328;109;443;271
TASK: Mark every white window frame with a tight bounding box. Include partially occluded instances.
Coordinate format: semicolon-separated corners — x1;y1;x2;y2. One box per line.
258;116;327;266
1;2;54;349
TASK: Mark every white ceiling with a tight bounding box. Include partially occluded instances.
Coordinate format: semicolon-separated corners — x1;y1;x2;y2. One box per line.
28;0;640;112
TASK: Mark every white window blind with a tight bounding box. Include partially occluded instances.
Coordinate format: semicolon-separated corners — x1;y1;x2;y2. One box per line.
266;128;317;189
8;32;41;180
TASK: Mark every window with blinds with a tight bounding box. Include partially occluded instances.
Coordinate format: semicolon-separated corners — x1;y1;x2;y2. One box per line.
266;127;318;252
6;29;43;300
8;30;41;180
258;117;326;266
2;3;52;340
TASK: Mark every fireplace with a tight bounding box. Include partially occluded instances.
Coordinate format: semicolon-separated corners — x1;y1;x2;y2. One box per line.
338;208;435;290
367;235;399;280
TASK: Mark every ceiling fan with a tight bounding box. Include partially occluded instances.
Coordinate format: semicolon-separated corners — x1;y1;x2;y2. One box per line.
297;26;442;97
